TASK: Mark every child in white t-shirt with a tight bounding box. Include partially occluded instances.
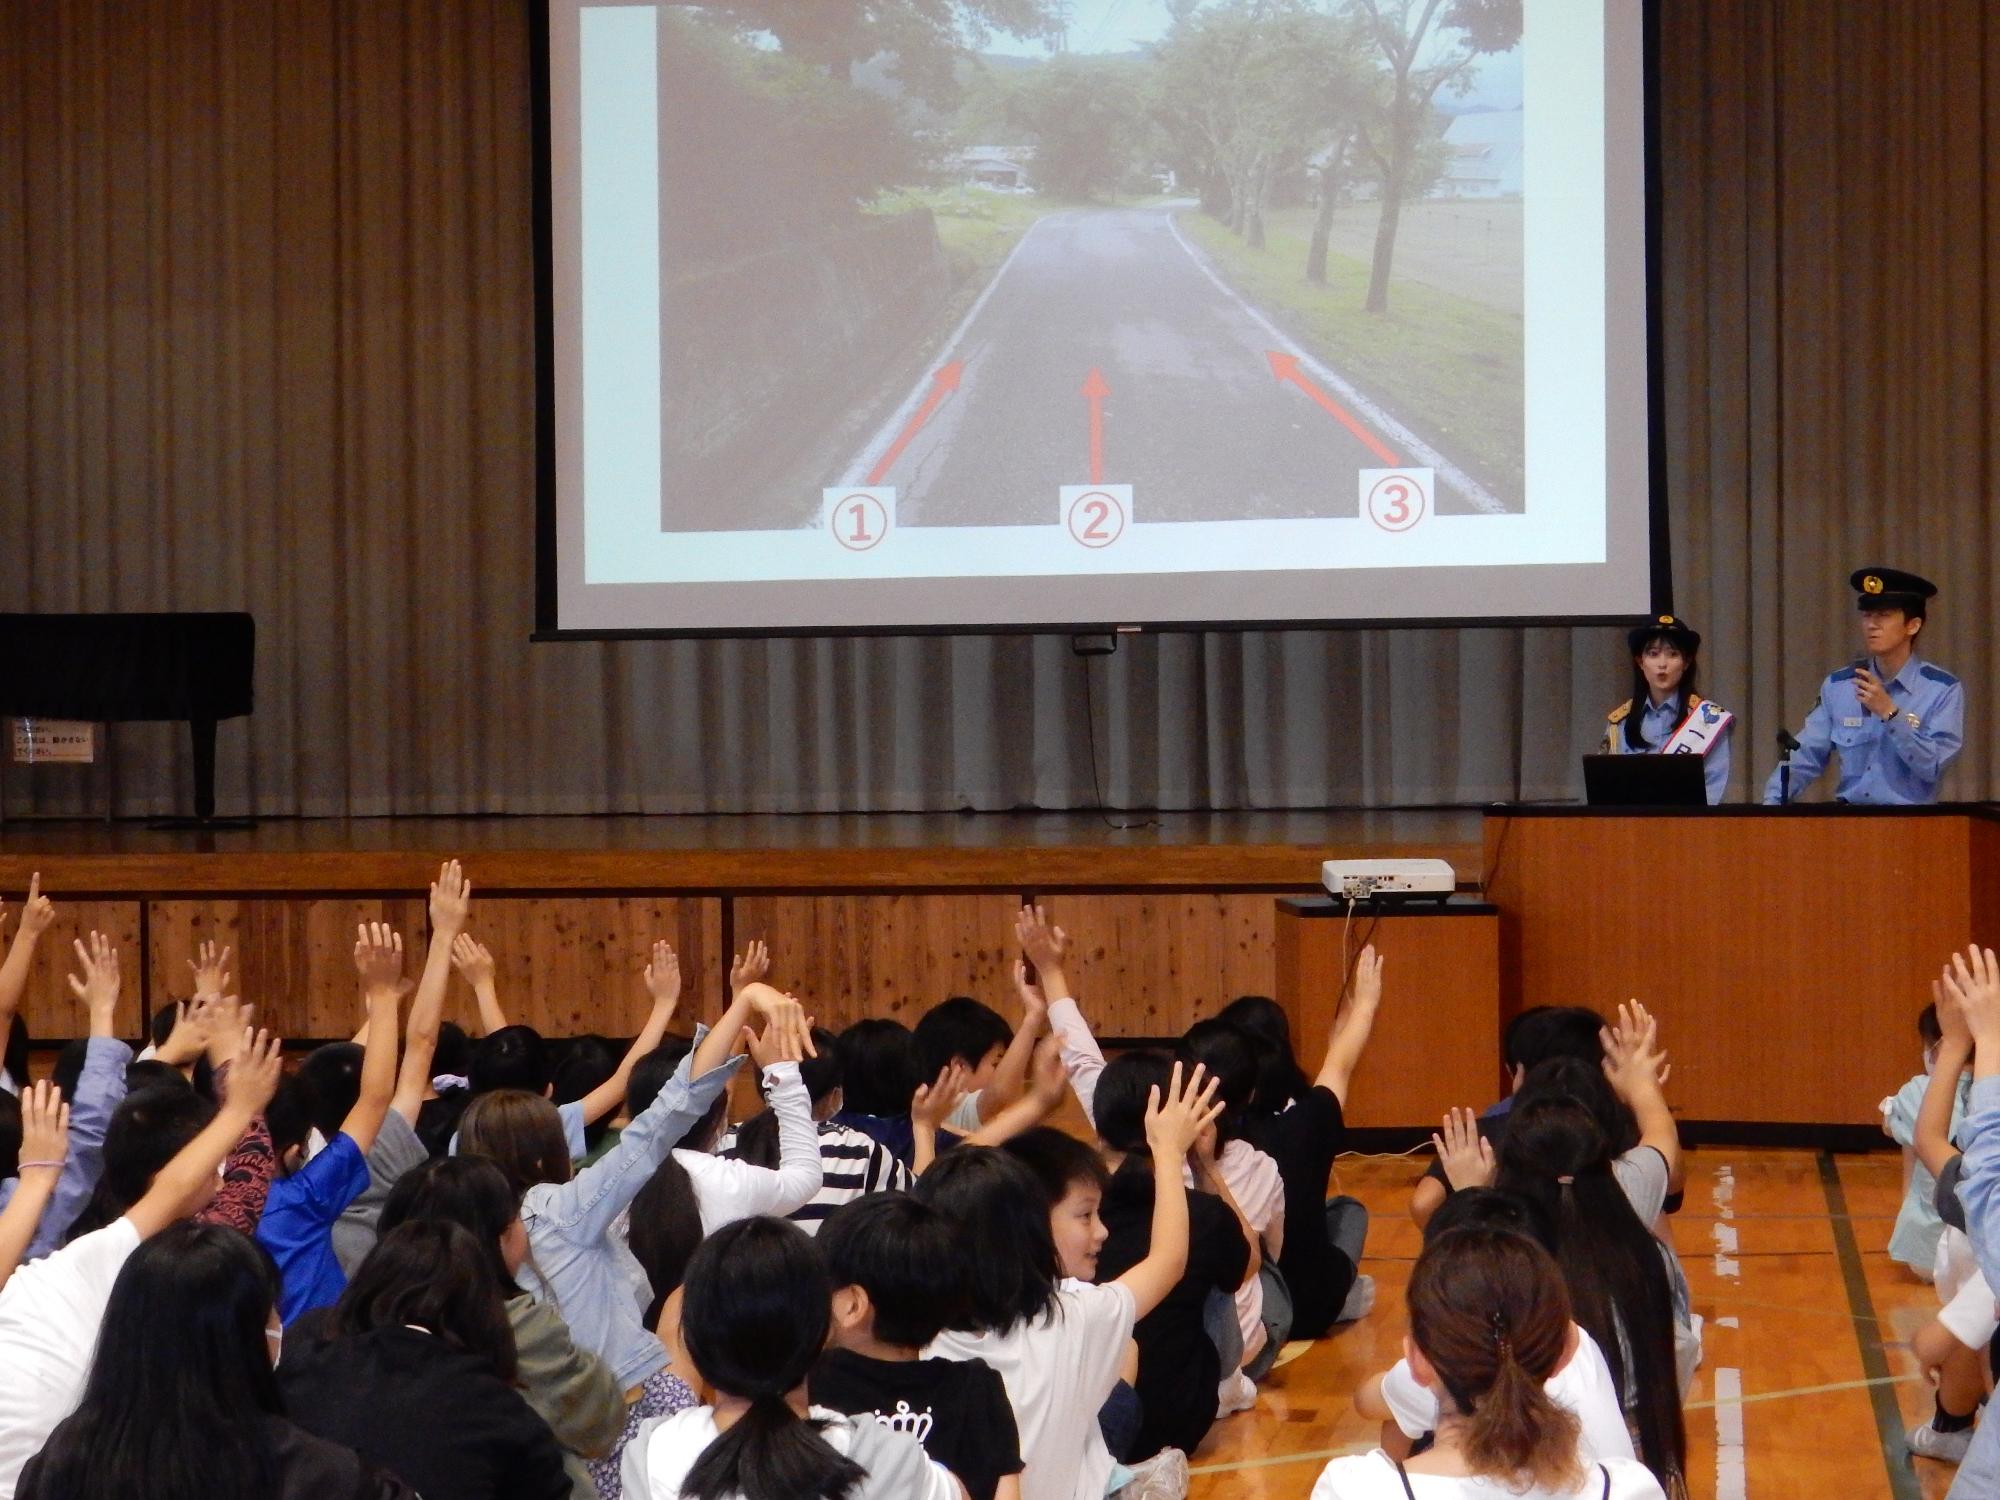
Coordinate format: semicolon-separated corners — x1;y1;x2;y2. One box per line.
919;1062;1222;1500
1313;1225;1664;1500
1881;1001;1970;1280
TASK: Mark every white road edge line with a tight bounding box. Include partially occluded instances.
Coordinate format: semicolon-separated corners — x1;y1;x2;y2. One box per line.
1163;208;1509;516
838;212;1063;490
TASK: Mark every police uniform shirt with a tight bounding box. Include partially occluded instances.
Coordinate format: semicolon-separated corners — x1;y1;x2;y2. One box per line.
1609;695;1731;805
1762;654;1965;805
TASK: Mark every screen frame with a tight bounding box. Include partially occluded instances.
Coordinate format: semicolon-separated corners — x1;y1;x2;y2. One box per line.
529;0;1671;642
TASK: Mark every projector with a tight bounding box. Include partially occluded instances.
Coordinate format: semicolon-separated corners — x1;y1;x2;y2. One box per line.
1320;858;1457;902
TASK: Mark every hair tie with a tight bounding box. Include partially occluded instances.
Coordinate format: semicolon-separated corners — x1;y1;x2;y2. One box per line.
1556;1174;1575;1186
1490;1310;1512;1359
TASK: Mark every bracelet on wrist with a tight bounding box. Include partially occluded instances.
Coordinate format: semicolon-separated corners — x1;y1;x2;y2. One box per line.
16;1160;64;1172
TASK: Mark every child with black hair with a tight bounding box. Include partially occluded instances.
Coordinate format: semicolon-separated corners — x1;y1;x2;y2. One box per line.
380;1155;628;1495
1353;1189;1632;1466
454;936;686;1163
830;1018;930;1165
912;961;1051;1135
280;1219;572;1500
726;1026;911;1233
1883;999;1970;1281
1219;945;1383;1341
918;1062;1222;1500
1070;1056;1259;1464
622;1215;962;1500
812;1193;1024;1500
1410;1004;1611;1229
256;923;411;1323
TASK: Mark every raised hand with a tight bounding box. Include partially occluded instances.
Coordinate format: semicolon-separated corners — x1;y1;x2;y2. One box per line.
353;923;410;998
1013;959;1049;1021
1935;975;1972;1050
730;939;771;997
1944;946;2000;1048
1601;1000;1668;1103
1349;943;1384;1011
15;1080;68;1176
1143;1060;1224;1161
226;1029;285;1116
429;859;472;938
155;998;215;1068
202;992;252;1069
187;939;233;1001
1027;1035;1068;1108
1432;1107;1496;1190
644;940;682;1013
67;931;120;1024
1015;904;1072;976
737;982;816;1056
912;1061;971;1131
449;933;495;988
14;874;54;940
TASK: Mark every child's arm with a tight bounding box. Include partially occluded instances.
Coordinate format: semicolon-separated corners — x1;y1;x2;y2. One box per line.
1602;1000;1682;1189
193;995;279;1234
575;941;682;1126
1019;906;1105;1123
0;875;55;1062
451;935;508;1037
0;1082;67;1290
391;861;468;1124
1111;1062;1224;1319
958;1039;1071;1151
1918;975;1973;1177
1946;946;2000;1298
126;1030;284;1239
975;962;1051;1123
1316;944;1383;1106
341;924;406;1155
29;933;134;1259
911;1062;970;1175
691;981;807;1081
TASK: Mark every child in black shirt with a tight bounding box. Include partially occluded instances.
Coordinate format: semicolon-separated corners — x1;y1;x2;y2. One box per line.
811;1194;1024;1500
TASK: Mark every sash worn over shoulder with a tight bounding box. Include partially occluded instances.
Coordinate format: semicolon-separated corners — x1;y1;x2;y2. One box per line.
1660;695;1732;757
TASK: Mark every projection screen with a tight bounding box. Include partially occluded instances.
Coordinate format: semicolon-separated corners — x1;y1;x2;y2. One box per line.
535;0;1661;636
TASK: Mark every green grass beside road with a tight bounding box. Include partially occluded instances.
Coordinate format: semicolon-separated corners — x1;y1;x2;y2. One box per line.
870;186;1055;286
1178;209;1524;505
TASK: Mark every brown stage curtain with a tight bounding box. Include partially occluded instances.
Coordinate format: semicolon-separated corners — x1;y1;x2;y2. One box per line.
0;1;1993;816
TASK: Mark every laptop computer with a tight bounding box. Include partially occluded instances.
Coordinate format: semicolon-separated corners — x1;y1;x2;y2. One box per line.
1581;753;1708;808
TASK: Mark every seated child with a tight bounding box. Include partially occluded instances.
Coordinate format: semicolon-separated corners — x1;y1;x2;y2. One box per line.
621;1216;960;1500
1881;1000;1969;1281
1353;1188;1633;1465
813;1192;1025;1500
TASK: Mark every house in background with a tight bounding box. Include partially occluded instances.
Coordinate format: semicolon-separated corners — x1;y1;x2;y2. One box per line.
960;146;1034;191
1435;108;1522;198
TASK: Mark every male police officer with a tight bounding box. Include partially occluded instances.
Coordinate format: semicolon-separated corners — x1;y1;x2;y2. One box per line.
1764;568;1964;804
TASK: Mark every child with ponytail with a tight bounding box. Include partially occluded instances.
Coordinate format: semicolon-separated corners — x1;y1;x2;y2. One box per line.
619;1216;962;1500
1310;1227;1666;1499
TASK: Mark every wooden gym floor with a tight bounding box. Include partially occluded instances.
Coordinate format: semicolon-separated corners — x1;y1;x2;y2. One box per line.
1188;1148;1961;1500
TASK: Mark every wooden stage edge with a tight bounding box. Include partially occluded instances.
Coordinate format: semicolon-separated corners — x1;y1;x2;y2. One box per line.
0;809;1488;894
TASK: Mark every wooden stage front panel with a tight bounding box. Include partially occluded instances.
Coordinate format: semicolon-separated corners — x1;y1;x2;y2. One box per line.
0;811;1481;1047
1484;807;2000;1126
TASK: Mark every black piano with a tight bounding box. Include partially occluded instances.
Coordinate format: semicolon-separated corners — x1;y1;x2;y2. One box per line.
0;612;254;822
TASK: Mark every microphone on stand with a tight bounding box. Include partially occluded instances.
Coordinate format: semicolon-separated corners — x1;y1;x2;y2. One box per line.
1775;728;1800;804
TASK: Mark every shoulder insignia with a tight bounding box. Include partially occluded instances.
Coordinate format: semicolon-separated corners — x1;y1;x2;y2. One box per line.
1921;664;1960;687
1698;700;1728;723
1606;700;1631;725
1829;666;1858;683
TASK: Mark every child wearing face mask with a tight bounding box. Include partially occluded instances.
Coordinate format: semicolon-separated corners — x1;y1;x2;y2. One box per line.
1882;1001;1971;1281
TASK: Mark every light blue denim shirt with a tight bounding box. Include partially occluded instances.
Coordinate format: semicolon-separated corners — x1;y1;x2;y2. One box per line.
1949;1074;2000;1495
1763;654;1964;804
0;1036;131;1262
515;1033;741;1390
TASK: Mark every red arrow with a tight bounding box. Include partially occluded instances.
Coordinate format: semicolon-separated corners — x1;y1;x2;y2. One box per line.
1266;351;1400;466
866;362;964;485
1081;367;1110;484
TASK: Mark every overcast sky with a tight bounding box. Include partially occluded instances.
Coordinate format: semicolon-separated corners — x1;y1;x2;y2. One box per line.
981;0;1525;109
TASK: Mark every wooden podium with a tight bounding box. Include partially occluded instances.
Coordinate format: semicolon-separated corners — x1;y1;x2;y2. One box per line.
1274;896;1501;1128
1483;806;2000;1126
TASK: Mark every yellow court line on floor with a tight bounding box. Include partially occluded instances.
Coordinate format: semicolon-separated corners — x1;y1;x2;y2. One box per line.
1188;1374;1923;1477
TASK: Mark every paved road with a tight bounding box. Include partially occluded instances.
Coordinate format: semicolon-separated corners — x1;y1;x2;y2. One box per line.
842;203;1506;524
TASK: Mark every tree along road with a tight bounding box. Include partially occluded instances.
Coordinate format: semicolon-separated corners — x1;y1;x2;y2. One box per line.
841;202;1509;525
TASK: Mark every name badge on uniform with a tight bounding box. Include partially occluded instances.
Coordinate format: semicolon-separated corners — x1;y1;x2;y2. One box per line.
1841;716;1866;727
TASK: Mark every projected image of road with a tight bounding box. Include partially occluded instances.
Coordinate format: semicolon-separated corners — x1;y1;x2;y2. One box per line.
649;0;1524;532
